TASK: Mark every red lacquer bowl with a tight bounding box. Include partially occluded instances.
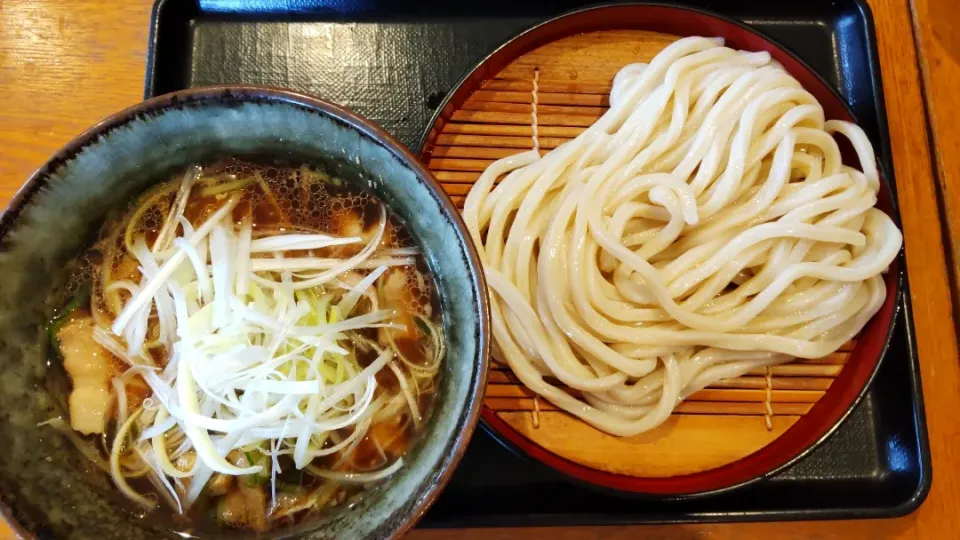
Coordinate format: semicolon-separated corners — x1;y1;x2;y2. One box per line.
419;3;902;497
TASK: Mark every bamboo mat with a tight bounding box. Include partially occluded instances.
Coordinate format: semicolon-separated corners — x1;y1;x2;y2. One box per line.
422;30;851;477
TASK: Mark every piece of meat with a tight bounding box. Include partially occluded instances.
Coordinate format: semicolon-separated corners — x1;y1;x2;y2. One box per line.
58;316;117;434
326;205;396;257
370;416;410;459
206;473;234;497
379;270;415;331
377;268;422;360
218;484;268;532
176;451;196;472
269;488;316;522
67;386;113;435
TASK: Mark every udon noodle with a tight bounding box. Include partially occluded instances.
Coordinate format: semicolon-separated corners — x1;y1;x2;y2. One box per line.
463;36;902;436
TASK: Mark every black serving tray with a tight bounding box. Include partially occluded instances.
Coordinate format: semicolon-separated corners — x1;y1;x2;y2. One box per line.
145;0;931;525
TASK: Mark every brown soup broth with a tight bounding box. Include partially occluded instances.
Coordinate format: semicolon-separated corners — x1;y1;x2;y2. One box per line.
51;158;444;535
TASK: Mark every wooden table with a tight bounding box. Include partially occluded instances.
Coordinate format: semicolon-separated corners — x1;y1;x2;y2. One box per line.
1;0;957;538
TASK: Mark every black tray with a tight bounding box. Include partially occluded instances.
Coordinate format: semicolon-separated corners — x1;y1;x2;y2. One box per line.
145;0;931;526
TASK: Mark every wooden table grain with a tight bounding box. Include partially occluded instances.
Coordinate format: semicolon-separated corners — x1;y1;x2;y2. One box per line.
0;0;957;539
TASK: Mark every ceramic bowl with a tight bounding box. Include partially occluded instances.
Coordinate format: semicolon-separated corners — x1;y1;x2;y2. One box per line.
0;87;489;539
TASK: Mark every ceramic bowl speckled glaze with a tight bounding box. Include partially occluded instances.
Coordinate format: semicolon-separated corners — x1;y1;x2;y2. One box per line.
0;87;489;539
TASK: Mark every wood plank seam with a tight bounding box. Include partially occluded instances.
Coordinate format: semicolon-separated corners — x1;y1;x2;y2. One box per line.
908;2;960;344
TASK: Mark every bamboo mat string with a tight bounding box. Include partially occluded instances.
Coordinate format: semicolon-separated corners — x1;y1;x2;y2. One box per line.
533;395;541;429
764;366;774;430
530;67;542;430
531;68;541;152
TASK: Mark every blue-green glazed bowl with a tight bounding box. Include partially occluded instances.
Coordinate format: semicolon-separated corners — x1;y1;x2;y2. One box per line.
0;87;490;539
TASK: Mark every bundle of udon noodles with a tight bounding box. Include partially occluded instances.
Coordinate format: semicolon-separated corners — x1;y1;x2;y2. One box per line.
463;36;902;437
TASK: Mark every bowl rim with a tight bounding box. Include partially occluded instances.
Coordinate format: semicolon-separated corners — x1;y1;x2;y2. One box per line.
417;1;904;498
0;85;491;539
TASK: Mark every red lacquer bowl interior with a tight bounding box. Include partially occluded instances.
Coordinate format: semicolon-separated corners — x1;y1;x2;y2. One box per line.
419;3;902;496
